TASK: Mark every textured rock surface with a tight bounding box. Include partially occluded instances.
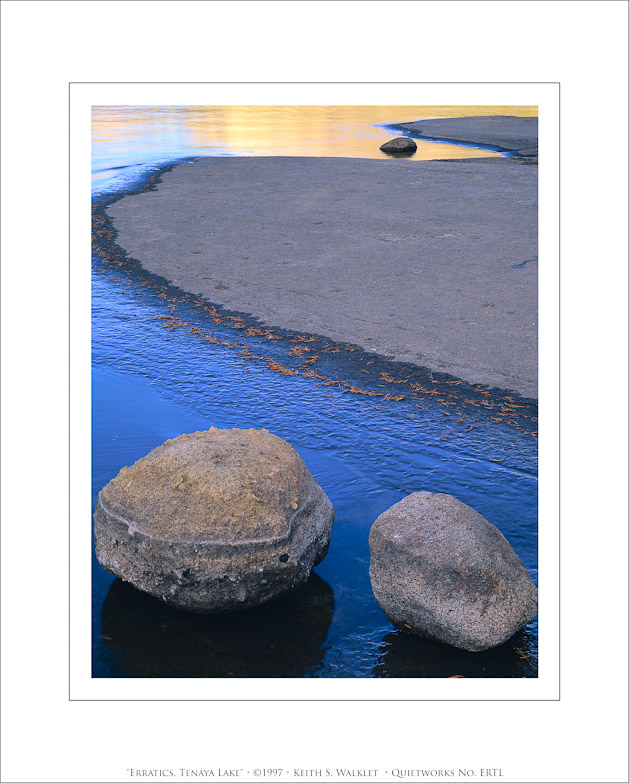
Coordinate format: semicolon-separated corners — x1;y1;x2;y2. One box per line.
369;492;537;652
379;136;417;154
94;427;334;613
397;116;538;158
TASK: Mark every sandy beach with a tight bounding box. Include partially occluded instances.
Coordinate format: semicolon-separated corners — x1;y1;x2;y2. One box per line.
106;118;538;398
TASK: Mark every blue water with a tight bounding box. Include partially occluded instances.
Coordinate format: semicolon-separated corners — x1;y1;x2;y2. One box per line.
92;109;538;678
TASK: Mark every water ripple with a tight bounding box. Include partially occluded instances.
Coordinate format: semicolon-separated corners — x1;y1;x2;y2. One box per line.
92;164;538;680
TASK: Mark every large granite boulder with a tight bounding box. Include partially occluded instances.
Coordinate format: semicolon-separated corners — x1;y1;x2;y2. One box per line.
369;492;537;652
379;136;417;155
94;427;334;613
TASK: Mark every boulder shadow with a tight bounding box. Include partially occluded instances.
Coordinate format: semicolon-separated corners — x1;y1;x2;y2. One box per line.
372;625;538;678
380;150;417;158
100;573;334;678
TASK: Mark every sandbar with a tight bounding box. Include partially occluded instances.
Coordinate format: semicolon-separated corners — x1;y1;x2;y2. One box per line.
395;115;538;157
107;139;537;398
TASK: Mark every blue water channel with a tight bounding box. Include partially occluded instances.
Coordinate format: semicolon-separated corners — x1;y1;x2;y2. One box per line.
92;111;538;678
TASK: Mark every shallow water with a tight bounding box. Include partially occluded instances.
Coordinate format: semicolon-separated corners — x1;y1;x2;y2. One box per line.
92;107;538;678
91;105;538;194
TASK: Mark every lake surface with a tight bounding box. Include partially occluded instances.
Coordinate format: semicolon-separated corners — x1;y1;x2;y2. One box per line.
91;105;539;193
92;106;538;678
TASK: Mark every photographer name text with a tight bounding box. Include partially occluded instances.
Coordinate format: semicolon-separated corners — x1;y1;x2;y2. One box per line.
126;769;505;780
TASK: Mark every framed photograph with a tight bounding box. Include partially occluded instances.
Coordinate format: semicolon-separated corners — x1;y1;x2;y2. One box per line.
72;85;559;701
3;3;627;782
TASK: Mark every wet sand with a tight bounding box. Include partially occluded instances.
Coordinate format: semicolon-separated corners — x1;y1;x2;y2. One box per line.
107;127;537;398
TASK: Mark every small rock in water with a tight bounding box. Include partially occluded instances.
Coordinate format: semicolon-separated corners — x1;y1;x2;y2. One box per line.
94;427;334;613
379;137;418;156
369;492;537;651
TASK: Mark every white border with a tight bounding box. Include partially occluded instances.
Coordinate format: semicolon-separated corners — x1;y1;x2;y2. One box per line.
71;83;559;702
4;2;628;781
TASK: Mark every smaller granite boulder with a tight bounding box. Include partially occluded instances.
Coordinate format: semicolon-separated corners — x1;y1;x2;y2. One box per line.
94;428;334;613
369;492;537;652
379;137;418;155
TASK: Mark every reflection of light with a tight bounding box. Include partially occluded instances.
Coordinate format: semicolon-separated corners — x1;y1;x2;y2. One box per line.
92;105;538;165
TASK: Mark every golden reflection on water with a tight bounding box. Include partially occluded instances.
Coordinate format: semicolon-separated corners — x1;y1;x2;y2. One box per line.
92;105;538;164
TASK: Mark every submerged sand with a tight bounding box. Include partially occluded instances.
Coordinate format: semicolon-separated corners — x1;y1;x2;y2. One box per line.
106;127;537;398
